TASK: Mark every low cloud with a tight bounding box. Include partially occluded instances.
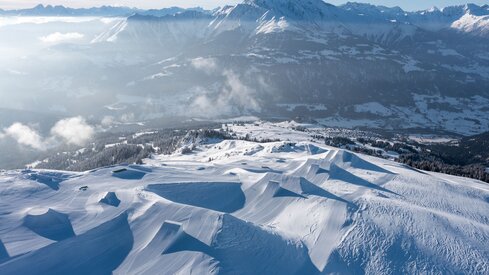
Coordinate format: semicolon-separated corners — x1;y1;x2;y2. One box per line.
0;116;94;150
3;123;46;150
190;57;218;73
39;32;84;43
51;116;94;146
191;70;261;117
101;116;116;126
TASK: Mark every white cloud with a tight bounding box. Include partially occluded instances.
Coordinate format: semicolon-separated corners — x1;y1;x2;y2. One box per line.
51;116;94;146
101;116;116;126
5;69;27;76
222;70;261;112
0;116;95;150
3;123;46;150
191;70;261;117
39;32;84;43
190;57;217;73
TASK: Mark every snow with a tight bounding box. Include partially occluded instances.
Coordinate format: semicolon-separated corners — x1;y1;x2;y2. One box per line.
400;57;423;73
316;116;385;129
315;94;489;135
91;18;127;43
438;48;463;57
277;103;328;111
408;135;458;144
0;122;488;274
255;16;298;34
273;56;298;64
354;102;393;117
132;131;158;139
143;72;173;80
442;63;489;79
451;13;489;36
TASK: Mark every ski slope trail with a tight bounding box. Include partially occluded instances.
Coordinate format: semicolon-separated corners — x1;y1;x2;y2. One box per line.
0;124;488;274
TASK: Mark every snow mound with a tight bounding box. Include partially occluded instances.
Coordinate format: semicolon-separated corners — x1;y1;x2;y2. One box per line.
99;192;121;207
329;163;395;194
160;221;209;255
112;168;146;180
128;164;153;173
22;170;74;190
0;240;8;263
23;209;75;241
0;213;133;275
243;144;265;156
329;150;394;174
265;180;305;198
303;144;328;155
307;164;329;175
146;182;246;213
211;214;319;274
298;177;350;203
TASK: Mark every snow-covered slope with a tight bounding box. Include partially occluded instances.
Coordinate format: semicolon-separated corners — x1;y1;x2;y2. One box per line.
92;11;212;50
207;0;418;43
452;12;489;37
0;122;488;274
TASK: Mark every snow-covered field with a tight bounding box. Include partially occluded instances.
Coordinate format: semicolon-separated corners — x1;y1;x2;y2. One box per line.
318;95;489;135
0;123;488;274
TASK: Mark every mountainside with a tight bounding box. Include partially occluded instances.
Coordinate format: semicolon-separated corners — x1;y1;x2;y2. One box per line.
1;2;489;135
0;122;488;274
93;1;489;134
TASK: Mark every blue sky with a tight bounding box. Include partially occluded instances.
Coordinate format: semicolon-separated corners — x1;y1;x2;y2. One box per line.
0;1;486;11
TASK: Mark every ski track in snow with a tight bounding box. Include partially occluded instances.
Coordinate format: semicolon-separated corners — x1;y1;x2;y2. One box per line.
0;122;488;274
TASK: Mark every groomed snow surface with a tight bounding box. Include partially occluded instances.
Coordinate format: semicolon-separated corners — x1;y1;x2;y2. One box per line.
0;123;488;274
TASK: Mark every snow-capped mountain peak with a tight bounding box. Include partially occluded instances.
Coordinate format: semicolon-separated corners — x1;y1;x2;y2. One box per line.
244;0;339;20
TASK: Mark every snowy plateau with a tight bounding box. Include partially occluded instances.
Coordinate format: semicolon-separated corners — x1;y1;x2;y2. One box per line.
0;122;488;274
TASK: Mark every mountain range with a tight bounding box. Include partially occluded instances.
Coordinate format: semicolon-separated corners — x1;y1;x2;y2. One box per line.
1;1;489;135
0;4;208;17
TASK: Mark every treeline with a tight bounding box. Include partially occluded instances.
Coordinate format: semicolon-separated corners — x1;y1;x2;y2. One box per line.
324;133;489;183
399;153;489;183
324;137;356;147
399;132;489;183
357;138;419;154
36;129;188;171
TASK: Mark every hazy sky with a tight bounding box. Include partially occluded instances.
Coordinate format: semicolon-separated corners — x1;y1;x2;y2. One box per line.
0;1;486;11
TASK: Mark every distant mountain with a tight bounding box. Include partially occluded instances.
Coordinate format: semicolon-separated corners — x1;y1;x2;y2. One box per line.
0;4;209;17
342;2;489;36
2;1;489;135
